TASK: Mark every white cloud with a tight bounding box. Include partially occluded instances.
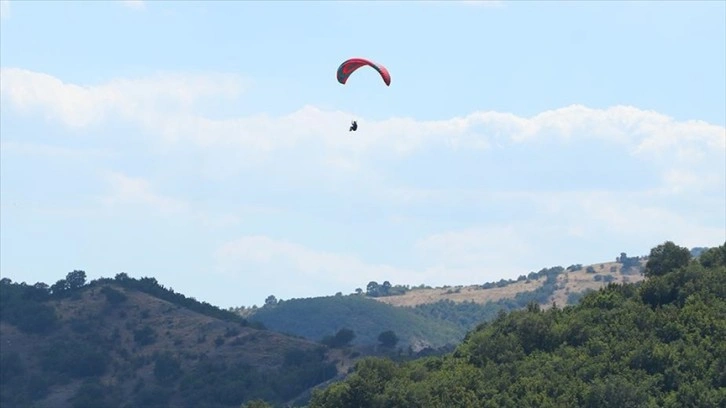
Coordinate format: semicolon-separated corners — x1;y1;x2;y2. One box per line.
575;190;724;245
414;224;537;281
99;171;190;215
0;141;112;159
0;68;246;129
94;170;279;227
0;0;9;20
2;68;722;165
214;236;415;295
120;0;145;10
660;168;722;194
397;188;725;278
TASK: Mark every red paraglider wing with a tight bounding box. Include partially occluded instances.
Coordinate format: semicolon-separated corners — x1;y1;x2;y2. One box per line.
337;58;391;86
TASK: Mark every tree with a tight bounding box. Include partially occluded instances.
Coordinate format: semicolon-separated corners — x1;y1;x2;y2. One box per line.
66;270;87;290
355;288;363;295
114;272;130;281
134;325;157;346
264;295;278;307
698;243;725;268
322;328;356;348
645;241;691;278
335;328;355;346
30;282;51;301
378;330;398;348
50;279;69;296
366;281;380;297
381;281;392;296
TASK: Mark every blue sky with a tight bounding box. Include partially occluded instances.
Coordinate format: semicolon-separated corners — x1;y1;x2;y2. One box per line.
1;0;724;308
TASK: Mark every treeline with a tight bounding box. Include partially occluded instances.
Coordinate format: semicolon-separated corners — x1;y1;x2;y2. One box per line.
0;278;60;334
0;271;254;332
368;251;641;296
309;241;726;407
94;273;254;328
364;266;566;296
364;281;411;297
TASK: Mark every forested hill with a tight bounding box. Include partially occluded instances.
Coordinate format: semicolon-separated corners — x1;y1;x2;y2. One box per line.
0;273;339;408
309;241;726;408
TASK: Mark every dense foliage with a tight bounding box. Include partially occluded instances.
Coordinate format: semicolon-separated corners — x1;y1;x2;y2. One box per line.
310;242;726;408
365;281;411;297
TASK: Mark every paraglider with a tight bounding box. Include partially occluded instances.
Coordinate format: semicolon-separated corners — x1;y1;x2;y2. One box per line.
337;57;390;131
336;57;391;87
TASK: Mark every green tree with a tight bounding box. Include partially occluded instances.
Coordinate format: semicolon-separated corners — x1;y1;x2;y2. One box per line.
114;272;130;281
66;270;87;290
698;243;726;268
378;330;398;348
381;281;392;296
645;241;691;277
366;281;380;297
50;279;69;296
323;328;356;348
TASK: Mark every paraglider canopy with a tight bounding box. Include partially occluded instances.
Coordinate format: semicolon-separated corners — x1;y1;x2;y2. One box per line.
337;58;391;86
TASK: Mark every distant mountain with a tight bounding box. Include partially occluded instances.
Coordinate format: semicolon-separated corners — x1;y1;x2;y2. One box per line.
0;274;340;408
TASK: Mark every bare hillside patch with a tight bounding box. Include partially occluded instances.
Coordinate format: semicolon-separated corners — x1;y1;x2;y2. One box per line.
374;279;544;307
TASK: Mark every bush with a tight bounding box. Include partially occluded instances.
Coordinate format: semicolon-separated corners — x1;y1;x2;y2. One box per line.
101;286;127;305
133;326;157;346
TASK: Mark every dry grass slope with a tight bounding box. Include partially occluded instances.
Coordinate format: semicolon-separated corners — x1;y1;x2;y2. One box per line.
372;261;646;308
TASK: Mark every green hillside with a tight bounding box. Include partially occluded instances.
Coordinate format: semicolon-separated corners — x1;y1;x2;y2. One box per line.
309;242;726;407
249;295;463;350
247;264;631;351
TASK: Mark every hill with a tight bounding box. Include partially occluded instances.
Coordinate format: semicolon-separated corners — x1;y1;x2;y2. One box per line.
248;295;463;351
371;260;646;308
243;255;648;354
309;242;726;407
0;273;340;408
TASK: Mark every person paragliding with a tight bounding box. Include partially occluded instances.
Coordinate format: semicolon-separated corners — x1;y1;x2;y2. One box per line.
337;57;390;131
